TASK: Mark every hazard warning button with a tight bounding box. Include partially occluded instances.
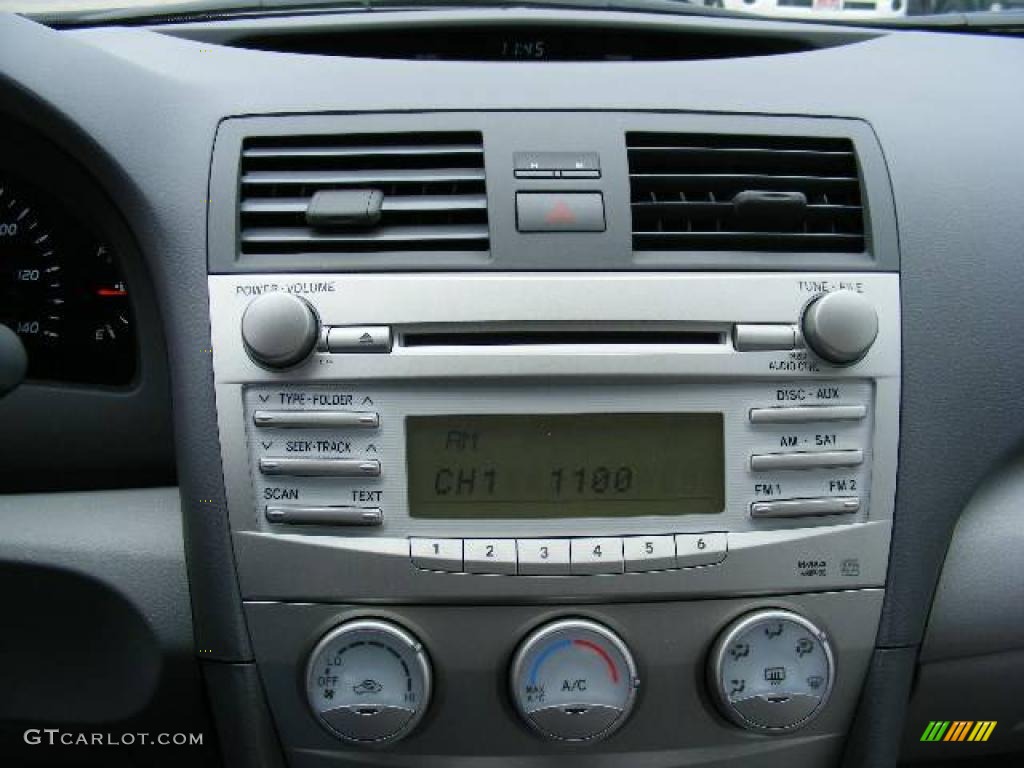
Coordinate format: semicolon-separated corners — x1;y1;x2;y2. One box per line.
515;192;606;233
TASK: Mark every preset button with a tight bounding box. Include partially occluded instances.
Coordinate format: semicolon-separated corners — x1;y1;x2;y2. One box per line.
410;538;463;572
623;535;676;572
517;539;571;575
570;537;624;575
464;539;517;575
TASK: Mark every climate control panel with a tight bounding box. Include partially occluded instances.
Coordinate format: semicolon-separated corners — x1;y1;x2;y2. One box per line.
300;607;841;747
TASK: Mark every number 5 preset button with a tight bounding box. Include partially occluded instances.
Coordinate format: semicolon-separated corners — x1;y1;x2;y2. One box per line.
570;537;625;575
623;535;676;572
517;539;571;575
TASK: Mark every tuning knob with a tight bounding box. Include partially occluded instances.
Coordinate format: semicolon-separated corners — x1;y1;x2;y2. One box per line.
241;293;318;369
801;290;878;365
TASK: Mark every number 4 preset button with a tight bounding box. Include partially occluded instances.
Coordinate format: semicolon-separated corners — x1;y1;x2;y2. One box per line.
570;537;625;575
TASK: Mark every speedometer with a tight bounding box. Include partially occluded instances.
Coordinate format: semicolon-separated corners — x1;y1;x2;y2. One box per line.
0;172;136;385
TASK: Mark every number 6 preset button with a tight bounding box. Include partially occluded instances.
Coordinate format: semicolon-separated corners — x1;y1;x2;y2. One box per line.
570;537;625;575
675;533;728;568
464;539;517;575
517;539;571;575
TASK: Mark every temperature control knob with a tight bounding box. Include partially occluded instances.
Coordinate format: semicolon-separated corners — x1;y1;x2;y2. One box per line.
241;293;318;369
306;619;431;744
510;618;639;741
708;609;835;732
801;290;878;365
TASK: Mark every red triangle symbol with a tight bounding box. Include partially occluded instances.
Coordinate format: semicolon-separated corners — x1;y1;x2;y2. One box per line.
545;200;576;225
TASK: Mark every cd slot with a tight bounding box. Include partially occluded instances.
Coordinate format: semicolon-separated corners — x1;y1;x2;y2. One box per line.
400;328;725;348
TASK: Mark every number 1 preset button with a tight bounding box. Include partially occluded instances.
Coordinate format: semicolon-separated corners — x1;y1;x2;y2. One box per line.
517;539;571;575
410;538;464;572
570;537;625;575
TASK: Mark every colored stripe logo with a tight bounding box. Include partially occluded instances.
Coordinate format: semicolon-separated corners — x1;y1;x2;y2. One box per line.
920;721;997;742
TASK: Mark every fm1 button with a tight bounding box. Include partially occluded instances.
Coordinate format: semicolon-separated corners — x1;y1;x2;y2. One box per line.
516;193;606;232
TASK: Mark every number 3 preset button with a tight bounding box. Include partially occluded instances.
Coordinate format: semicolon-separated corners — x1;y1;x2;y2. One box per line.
570;537;625;575
517;539;571;575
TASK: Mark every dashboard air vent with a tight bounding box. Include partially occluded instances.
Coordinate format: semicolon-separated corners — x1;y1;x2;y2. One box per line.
627;133;865;253
238;132;488;255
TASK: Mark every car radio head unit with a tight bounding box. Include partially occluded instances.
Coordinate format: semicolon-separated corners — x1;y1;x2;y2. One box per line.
209;271;899;604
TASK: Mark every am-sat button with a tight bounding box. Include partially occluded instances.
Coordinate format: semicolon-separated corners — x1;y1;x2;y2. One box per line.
516;192;606;233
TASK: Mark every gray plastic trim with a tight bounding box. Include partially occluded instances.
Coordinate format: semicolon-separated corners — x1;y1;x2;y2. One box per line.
920;455;1024;663
209;111;898;274
0;487;217;755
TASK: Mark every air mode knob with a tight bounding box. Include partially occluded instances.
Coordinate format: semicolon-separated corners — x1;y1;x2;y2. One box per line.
241;293;318;369
801;290;878;365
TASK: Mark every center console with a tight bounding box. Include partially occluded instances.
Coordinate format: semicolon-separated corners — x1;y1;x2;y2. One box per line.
207;111;900;767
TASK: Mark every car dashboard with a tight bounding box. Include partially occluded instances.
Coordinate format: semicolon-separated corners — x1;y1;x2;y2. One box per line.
1;6;1023;768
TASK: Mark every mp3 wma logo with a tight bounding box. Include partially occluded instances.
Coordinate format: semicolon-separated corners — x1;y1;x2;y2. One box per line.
920;721;997;743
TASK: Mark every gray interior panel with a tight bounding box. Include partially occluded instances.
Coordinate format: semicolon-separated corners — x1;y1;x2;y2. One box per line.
920;455;1024;663
0;487;219;765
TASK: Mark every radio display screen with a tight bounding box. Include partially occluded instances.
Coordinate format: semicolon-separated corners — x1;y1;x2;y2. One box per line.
406;413;724;519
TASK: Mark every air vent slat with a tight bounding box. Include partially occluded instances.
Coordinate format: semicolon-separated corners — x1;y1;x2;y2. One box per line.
633;232;864;251
242;144;483;160
238;132;488;257
241;194;489;216
627;132;865;254
242;168;486;187
242;224;489;244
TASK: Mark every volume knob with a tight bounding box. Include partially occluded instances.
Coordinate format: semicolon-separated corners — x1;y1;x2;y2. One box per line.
801;290;878;366
241;293;318;369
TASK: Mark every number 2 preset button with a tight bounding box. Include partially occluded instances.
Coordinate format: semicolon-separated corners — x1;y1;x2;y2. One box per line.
410;538;463;572
464;539;517;575
623;535;676;572
517;539;571;575
570;537;624;575
675;533;728;568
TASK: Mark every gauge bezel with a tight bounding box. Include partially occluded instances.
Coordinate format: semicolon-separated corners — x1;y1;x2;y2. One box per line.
707;608;836;733
304;618;433;745
509;617;639;743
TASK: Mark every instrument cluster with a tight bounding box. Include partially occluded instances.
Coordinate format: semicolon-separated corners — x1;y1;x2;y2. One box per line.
0;169;136;385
